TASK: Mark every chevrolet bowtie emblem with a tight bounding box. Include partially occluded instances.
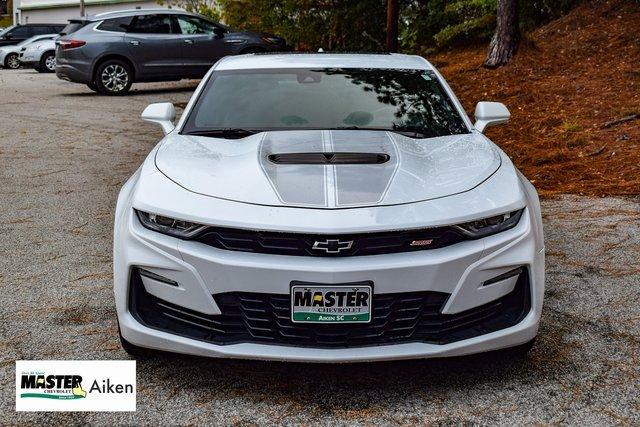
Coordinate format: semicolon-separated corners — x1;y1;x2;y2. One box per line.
312;239;353;254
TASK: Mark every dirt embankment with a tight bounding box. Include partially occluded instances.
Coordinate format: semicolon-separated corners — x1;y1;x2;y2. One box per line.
434;0;640;197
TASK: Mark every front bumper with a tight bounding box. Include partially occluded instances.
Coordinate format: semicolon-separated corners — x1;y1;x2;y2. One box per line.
115;203;545;362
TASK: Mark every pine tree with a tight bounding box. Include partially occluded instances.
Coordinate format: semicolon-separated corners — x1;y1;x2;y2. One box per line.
484;0;519;68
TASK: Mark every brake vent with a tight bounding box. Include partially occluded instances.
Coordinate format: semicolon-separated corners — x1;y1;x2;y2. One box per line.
268;152;390;165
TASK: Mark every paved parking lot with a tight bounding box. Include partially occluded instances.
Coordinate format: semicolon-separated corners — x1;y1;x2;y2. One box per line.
1;69;639;425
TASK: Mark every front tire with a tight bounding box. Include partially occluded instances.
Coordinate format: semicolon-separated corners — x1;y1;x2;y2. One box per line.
86;82;98;92
5;53;20;69
40;51;56;73
95;59;133;95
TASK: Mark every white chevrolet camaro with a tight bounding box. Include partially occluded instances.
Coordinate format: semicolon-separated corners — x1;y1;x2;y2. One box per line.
114;53;545;362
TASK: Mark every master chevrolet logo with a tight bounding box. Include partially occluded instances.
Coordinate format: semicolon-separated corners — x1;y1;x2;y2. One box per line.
291;285;372;323
20;374;87;400
312;239;353;253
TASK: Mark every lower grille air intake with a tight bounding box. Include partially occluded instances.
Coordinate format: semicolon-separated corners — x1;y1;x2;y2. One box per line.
129;268;531;349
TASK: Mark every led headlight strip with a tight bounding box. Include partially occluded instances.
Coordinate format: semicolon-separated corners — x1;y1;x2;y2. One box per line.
136;210;208;239
452;209;524;239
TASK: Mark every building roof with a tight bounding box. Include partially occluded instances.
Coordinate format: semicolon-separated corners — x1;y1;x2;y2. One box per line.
214;53;433;71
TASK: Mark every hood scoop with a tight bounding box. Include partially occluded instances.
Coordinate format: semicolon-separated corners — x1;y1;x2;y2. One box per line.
268;152;390;165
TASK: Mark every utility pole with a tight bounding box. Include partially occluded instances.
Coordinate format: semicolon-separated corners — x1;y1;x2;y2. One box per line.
79;0;85;17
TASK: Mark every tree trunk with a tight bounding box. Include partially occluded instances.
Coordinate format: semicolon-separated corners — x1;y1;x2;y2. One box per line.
484;0;519;68
386;0;399;52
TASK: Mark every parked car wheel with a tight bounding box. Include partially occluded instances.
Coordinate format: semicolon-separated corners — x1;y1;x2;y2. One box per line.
5;53;20;69
34;65;44;72
40;51;56;73
95;59;133;95
86;82;98;92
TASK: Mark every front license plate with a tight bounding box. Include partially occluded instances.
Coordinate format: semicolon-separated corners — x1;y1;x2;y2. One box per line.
291;284;372;323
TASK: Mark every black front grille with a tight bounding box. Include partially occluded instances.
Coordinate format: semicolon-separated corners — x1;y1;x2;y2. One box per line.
130;269;531;348
191;226;467;257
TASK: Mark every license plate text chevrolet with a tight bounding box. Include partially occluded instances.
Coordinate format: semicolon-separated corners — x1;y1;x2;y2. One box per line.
113;52;545;362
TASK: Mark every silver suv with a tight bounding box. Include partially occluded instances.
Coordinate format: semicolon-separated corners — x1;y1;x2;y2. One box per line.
55;9;287;95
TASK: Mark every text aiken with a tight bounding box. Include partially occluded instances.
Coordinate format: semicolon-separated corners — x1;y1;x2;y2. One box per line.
90;379;134;394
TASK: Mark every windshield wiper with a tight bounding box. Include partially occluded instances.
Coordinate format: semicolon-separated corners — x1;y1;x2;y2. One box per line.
186;128;261;139
333;126;429;138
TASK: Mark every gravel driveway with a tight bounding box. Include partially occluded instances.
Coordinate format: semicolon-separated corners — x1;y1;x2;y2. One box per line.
1;69;639;425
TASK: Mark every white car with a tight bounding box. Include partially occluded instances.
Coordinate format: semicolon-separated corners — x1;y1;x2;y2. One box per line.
0;34;57;69
19;36;57;72
114;53;545;362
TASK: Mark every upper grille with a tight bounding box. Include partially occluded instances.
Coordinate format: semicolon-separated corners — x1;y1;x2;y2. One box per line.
191;226;467;257
130;269;531;348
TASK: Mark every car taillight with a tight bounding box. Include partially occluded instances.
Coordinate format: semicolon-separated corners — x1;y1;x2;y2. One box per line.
59;40;86;50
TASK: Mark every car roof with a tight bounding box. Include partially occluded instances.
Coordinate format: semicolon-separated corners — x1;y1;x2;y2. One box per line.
214;53;434;71
20;23;64;26
88;8;198;21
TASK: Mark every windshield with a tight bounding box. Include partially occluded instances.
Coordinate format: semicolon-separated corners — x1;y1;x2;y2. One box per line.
182;68;469;138
61;21;86;35
0;25;16;36
18;36;47;47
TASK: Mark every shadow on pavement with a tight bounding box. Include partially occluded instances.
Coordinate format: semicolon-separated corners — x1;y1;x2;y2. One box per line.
57;84;200;97
132;338;565;412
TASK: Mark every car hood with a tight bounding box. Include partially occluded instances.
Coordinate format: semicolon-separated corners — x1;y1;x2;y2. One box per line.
155;130;501;209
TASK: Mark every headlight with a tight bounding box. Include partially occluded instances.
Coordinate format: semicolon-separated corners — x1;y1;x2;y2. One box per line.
136;210;207;238
453;209;524;239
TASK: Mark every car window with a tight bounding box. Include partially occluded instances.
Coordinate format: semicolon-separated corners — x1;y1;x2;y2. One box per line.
176;15;217;35
97;17;133;33
32;26;52;35
61;21;86;35
183;68;470;139
9;26;32;38
0;25;16;37
127;14;173;34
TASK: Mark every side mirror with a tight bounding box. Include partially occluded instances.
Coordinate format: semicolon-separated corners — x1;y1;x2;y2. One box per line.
213;27;225;38
474;101;510;133
4;34;12;40
141;102;176;135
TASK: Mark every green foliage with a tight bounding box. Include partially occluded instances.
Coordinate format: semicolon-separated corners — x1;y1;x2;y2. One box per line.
218;0;387;52
214;0;583;53
196;4;222;21
433;0;496;48
518;0;582;29
400;0;496;51
158;0;221;21
0;15;11;28
433;14;495;48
